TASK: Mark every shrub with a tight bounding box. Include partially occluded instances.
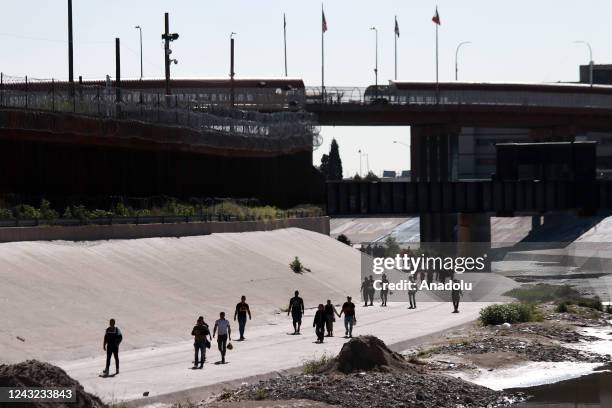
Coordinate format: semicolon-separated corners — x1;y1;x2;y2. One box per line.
556;302;569;313
479;303;537;326
575;296;603;312
303;354;332;374
254;388;268;400
0;208;13;220
289;256;304;273
39;199;59;221
606;304;612;314
337;234;352;246
15;204;41;219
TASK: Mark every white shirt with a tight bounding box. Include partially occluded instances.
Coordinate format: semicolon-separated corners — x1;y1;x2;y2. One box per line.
215;319;230;336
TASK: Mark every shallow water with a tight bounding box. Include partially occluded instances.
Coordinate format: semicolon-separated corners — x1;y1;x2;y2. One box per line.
510;364;612;407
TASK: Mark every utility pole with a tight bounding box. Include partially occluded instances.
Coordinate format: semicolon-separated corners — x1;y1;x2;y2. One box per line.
161;12;179;97
115;37;121;102
230;32;236;107
370;27;378;100
135;25;143;80
67;0;74;91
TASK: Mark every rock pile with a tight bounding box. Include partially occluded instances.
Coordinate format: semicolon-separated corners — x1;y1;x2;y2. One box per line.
318;335;418;374
0;360;105;408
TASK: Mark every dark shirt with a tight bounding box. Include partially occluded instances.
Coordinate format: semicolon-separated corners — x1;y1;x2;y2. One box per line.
191;324;210;343
324;304;335;317
381;277;389;292
104;326;122;349
289;296;304;314
342;302;356;317
235;302;250;319
313;310;326;327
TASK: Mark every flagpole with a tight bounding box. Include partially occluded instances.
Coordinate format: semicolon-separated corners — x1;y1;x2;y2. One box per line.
283;13;288;77
435;17;439;103
394;16;397;81
321;4;325;103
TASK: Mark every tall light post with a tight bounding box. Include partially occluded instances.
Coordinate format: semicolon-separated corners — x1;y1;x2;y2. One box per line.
370;26;378;100
135;25;143;80
454;41;471;81
575;40;593;87
230;32;237;107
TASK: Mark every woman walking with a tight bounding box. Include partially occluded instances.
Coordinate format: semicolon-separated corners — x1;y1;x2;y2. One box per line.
324;299;340;337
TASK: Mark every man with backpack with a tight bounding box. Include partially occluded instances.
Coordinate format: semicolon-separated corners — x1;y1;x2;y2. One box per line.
102;318;122;376
191;316;211;369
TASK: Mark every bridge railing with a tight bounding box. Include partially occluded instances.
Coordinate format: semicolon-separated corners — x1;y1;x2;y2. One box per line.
305;85;612;110
0;74;320;145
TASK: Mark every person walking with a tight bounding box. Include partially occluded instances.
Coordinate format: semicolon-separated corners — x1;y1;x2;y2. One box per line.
324;299;339;337
451;280;463;313
213;312;231;364
408;274;418;309
339;296;356;338
361;277;369;307
102;318;122;376
367;275;375;306
313;304;326;343
191;316;211;369
380;273;389;306
288;290;304;334
233;295;252;341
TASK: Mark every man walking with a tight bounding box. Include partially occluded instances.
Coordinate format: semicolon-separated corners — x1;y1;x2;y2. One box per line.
339;296;356;338
287;290;304;334
361;277;369;307
367;275;375;306
234;295;252;341
102;318;122;376
191;316;211;369
408;274;418;309
313;304;326;343
213;312;231;364
451;280;463;313
380;273;389;306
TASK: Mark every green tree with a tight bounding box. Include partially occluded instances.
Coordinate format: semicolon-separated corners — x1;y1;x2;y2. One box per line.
327;139;343;180
319;153;329;179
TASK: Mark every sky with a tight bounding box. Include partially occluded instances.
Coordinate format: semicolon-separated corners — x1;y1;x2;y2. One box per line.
2;1;612;177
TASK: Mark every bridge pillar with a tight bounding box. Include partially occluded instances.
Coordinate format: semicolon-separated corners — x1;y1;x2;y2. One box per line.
411;125;459;243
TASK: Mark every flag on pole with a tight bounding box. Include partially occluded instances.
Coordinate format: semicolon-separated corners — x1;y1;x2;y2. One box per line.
394;16;400;38
322;9;328;33
432;7;441;25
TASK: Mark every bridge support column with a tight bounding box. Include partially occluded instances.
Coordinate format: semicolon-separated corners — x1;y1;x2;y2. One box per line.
458;213;492;270
411;125;459;243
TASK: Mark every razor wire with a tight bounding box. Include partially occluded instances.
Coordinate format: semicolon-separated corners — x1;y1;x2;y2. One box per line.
0;74;321;148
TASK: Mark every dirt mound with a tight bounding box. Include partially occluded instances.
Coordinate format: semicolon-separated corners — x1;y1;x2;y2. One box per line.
320;335;418;374
0;360;105;408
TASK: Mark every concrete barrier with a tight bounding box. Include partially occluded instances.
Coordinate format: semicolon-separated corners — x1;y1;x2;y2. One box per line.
0;216;330;243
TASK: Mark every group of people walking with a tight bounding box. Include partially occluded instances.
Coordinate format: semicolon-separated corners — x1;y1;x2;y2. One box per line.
100;284;461;375
288;291;357;342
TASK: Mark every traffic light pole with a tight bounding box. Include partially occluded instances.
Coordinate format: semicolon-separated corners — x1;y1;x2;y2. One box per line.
164;12;170;97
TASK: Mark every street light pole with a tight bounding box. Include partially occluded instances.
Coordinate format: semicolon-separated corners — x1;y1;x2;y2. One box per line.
454;41;471;81
370;27;378;100
393;140;410;149
575;40;593;87
135;26;143;80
